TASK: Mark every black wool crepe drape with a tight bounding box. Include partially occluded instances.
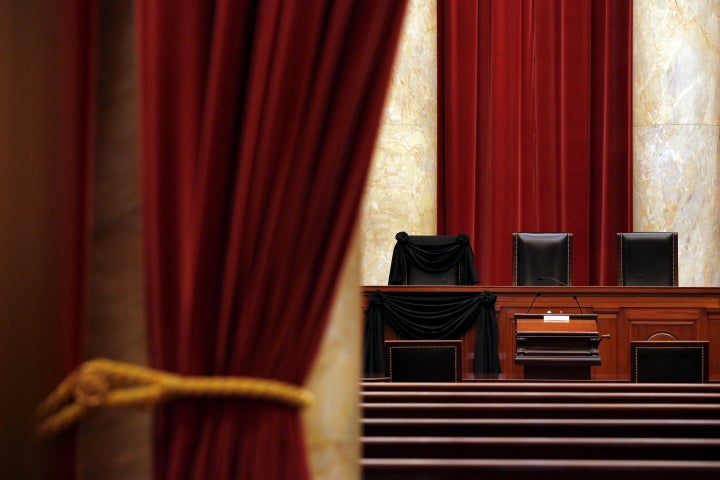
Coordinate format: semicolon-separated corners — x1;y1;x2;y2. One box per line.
363;290;500;375
388;232;479;285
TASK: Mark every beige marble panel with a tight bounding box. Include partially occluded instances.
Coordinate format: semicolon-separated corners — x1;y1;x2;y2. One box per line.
362;123;437;285
634;0;720;287
361;0;437;286
382;0;437;127
634;0;720;125
634;124;720;286
304;234;361;480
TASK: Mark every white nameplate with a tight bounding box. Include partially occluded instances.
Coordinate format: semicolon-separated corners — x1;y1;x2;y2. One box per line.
543;315;570;322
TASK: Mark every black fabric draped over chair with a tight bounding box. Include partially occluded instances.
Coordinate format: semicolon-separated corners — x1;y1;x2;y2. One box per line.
388;231;479;285
363;290;500;376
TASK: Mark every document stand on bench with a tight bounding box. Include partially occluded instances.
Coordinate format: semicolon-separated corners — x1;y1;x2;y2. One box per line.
514;314;601;380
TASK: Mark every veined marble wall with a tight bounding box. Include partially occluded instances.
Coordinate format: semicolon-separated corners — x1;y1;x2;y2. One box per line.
360;0;437;286
363;2;720;288
634;0;720;286
304;234;362;480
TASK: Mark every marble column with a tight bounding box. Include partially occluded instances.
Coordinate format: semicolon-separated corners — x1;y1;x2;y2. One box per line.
360;0;438;285
633;0;720;286
303;234;362;480
306;2;438;477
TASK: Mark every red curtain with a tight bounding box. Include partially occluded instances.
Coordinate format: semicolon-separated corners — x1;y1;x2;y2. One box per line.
54;1;97;478
136;1;407;479
438;0;632;286
56;0;96;380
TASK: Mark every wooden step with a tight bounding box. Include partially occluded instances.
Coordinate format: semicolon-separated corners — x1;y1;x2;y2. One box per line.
362;436;720;460
362;390;720;404
361;381;720;393
362;458;720;480
361;402;720;419
362;417;720;438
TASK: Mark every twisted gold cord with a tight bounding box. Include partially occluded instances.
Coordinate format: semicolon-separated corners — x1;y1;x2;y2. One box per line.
36;358;313;438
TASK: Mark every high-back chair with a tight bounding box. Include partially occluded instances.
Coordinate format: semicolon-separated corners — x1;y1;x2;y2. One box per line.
388;232;478;285
512;232;573;286
617;232;678;286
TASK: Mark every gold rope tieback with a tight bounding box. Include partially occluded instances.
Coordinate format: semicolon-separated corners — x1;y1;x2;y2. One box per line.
35;358;314;438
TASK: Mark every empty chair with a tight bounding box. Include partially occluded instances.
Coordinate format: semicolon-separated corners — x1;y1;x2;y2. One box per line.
388;231;478;285
617;232;678;286
512;232;572;286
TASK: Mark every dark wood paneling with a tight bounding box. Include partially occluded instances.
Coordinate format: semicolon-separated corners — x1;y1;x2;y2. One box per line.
709;311;720;380
363;286;720;381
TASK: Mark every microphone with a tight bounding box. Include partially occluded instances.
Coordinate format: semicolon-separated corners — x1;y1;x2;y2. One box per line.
537;275;568;286
572;295;584;314
526;291;542;313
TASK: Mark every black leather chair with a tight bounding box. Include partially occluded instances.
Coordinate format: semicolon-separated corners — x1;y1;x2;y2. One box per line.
617;232;678;286
384;340;462;382
512;232;573;286
388;232;478;285
631;341;708;383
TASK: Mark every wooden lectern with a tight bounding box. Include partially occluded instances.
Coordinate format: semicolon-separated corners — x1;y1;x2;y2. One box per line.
514;313;601;380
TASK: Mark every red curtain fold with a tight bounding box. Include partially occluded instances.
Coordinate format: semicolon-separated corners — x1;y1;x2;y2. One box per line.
54;1;97;478
438;0;632;286
136;1;407;478
56;0;96;381
589;0;634;285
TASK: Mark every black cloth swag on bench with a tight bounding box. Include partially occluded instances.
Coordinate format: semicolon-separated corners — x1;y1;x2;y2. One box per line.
363;290;500;376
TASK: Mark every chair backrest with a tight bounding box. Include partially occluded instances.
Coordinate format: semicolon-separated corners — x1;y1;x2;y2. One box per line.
512;232;573;286
384;340;462;382
407;262;459;285
405;235;460;285
388;232;478;285
631;341;708;383
617;232;678;286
